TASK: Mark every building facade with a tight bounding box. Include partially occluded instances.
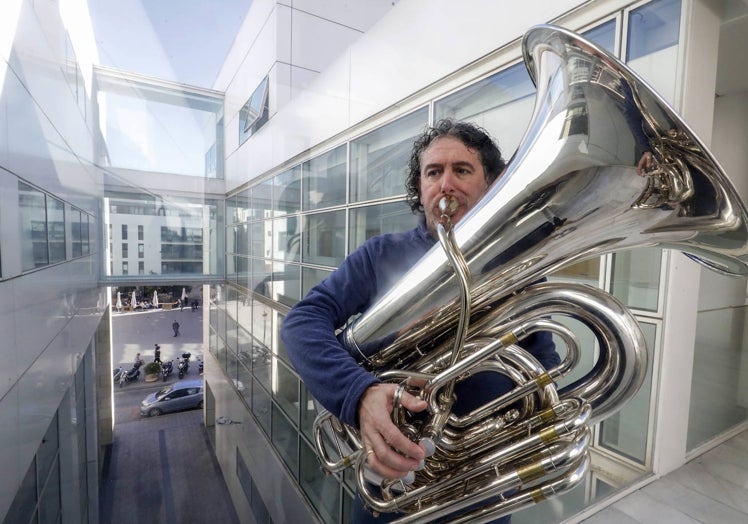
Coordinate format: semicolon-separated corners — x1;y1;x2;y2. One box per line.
207;0;748;523
1;0;747;523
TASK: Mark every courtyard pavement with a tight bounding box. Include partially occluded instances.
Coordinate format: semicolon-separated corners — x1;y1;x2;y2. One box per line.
100;306;241;524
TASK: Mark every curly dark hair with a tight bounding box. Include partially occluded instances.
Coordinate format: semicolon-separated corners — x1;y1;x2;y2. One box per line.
405;119;506;213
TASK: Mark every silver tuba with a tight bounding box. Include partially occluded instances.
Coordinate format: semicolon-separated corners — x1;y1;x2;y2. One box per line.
313;24;748;523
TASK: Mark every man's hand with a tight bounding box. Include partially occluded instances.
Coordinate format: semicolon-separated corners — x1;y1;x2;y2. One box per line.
358;383;428;480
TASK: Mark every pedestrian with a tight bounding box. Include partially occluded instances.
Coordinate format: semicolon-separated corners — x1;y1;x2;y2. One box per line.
154;344;161;363
172;320;180;337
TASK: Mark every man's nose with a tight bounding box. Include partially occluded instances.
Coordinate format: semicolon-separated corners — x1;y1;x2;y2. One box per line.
440;171;457;193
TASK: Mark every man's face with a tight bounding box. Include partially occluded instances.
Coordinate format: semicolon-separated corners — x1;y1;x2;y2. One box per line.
419;136;489;236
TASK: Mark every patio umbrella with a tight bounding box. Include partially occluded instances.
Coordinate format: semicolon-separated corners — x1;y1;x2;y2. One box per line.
153;290;159;307
116;292;122;311
131;290;137;308
181;288;188;302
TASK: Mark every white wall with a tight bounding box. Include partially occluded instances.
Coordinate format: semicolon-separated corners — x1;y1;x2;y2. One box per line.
221;0;588;193
0;0;105;519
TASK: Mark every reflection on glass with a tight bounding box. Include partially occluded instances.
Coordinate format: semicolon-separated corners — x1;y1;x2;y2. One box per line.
688;305;748;449
273;216;300;263
274;166;302;215
583;19;616;53
349;107;428;203
627;0;682;61
303;211;346;267
251;179;273;220
300;385;316;442
269;263;301;307
302;267;332;298
69;208;85;258
434;62;535;156
47;197;65;264
300;440;340;523
302;145;347;211
611;249;661;312
19;181;48;271
348;202;418;254
253;381;272;437
249;221;266;258
600;322;656;464
272;407;299;479
274;361;299;424
97;83;221;177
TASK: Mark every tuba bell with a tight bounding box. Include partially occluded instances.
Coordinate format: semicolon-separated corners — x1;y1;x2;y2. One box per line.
313;24;748;523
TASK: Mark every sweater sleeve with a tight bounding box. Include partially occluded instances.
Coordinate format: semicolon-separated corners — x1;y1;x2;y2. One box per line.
281;244;382;428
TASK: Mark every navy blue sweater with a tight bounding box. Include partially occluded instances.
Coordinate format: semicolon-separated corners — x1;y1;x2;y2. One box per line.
281;219;559;428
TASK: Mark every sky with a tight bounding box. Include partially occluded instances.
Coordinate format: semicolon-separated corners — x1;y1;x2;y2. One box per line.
87;0;252;89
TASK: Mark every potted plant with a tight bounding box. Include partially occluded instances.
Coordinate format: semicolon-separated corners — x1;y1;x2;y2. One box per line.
144;361;161;382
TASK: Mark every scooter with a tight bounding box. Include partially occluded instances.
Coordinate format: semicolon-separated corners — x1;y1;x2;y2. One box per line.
177;352;191;379
197;356;204;375
119;361;142;387
161;360;174;382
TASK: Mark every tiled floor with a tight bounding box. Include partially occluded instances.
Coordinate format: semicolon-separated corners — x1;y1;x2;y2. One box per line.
580;428;748;524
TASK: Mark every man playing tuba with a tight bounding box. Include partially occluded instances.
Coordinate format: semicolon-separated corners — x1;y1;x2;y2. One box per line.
281;119;560;523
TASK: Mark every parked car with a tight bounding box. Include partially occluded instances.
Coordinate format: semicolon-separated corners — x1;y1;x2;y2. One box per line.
140;379;204;417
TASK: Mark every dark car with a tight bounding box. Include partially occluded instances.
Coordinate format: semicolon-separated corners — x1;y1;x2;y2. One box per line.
140;379;204;417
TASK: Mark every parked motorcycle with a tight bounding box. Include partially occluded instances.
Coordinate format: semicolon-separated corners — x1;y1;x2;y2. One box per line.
119;361;142;387
177;352;191;379
161;360;174;382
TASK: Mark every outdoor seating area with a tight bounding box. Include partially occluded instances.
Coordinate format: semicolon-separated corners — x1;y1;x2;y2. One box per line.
113;286;197;313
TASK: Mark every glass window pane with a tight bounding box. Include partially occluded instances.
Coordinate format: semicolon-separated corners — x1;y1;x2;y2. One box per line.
300;384;317;442
688;304;748;449
434;62;536;156
274;166;301;215
82;214;90;256
583;19;616;53
19;181;48;270
99;89;220;177
252;381;272;437
300;440;340;523
269;263;300;307
236;189;250;222
249;221;265;258
47;197;65;263
273;216;301;262
625;0;681;102
302;267;332;298
611;249;662;312
348;203;418;254
236;255;249;290
250;257;271;297
239;75;269;144
274;360;299;424
272;407;299;479
627;0;682;61
302;210;346;266
302;145;347;211
599;322;656;463
349;107;428;203
251;179;273;220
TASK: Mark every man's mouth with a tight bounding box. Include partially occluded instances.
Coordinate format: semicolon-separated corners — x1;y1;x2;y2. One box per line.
438;195;460;216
